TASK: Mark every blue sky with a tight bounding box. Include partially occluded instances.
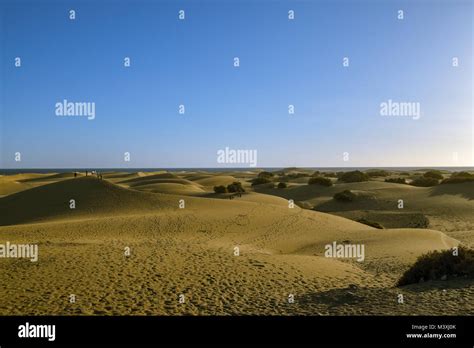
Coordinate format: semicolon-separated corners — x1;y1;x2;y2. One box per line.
0;0;472;168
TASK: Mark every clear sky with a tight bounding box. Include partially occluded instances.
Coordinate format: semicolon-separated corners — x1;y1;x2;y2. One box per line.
0;0;472;168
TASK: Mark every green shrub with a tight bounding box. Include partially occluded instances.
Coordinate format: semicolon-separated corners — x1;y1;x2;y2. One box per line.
410;214;430;228
411;177;439;187
356;218;384;229
423;170;443;180
397;246;474;286
333;190;357;202
323;172;338;178
275;173;309;182
277;175;289;182
385;177;407;184
441;172;474;184
257;171;274;179
251;177;272;186
308;176;333;186
277;182;287;189
214;185;227;193
441;176;474;184
367;170;390;177
227;181;245;193
286;173;309;179
452;171;474;178
338;170;369;183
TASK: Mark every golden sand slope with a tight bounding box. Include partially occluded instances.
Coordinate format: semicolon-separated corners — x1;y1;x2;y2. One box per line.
0;174;468;315
259;181;474;232
0;173;56;196
115;173;206;195
192;175;239;187
18;172;84;182
131;183;206;195
0;177;177;226
128;178;199;187
118;172;179;184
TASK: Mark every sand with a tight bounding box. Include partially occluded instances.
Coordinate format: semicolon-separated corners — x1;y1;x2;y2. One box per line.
0;169;472;315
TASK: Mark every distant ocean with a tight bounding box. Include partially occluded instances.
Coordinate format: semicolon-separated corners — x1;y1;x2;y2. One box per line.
1;167;473;175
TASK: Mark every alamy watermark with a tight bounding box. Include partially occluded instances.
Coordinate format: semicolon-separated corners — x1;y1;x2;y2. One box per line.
0;241;38;262
18;322;55;341
380;99;421;120
324;241;365;262
55;99;95;120
217;147;257;167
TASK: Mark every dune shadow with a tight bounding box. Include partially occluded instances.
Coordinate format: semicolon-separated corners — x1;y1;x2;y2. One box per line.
399;277;474;292
428;183;474;200
314;198;384;212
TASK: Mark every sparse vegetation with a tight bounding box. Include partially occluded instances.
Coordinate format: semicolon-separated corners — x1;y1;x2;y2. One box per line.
251;177;272;186
257;171;274;179
385;177;407;184
338;170;369;183
409;214;430;228
277;182;287;189
441;172;474;184
213;185;227;194
423;170;443;180
333;190;357;202
366;170;390;177
286;172;310;179
214;182;246;193
277;176;289;183
397;246;474;286
275;172;309;182
410;177;439;187
308;176;333;186
227;181;245;193
356;218;384;229
452;171;474;178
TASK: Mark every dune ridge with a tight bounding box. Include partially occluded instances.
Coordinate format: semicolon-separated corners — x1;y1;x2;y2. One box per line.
0;169;471;315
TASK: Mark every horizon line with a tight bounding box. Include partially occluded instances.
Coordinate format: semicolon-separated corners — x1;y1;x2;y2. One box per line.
2;166;474;171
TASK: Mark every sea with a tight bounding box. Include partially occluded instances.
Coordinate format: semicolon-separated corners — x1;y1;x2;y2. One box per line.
1;167;473;175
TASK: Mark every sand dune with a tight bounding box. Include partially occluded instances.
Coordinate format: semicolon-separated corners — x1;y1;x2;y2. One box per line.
258;180;418;202
0;170;471;316
4;173;52;181
182;174;213;181
258;180;474;233
18;172;84;182
0;179;30;196
0;176;177;226
128;178;200;188
116;173;206;195
192;175;240;187
118;172;178;184
103;171;161;184
429;182;474;200
131;183;206;195
0;191;461;315
101;172;138;179
232;192;292;206
0;173;57;196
